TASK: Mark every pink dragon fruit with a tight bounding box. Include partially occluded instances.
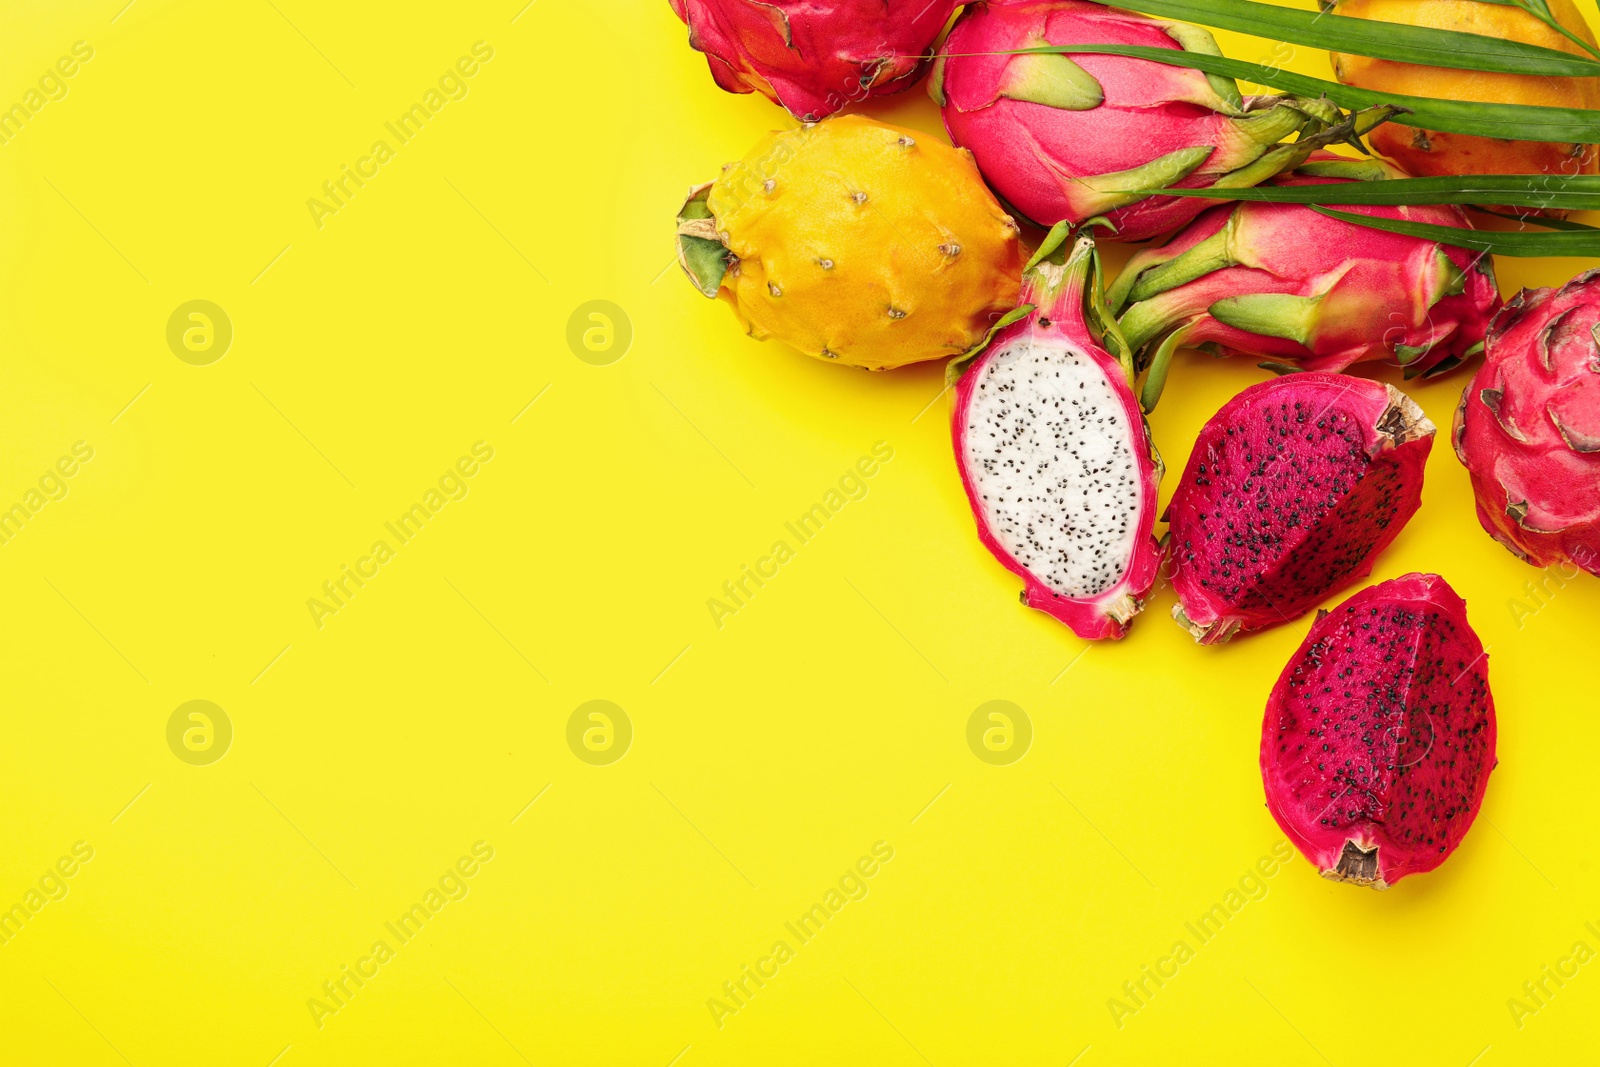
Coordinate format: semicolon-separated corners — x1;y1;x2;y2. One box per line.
1111;157;1503;409
931;0;1352;241
1262;573;1496;889
1454;268;1600;577
1167;374;1434;644
951;226;1162;640
668;0;961;122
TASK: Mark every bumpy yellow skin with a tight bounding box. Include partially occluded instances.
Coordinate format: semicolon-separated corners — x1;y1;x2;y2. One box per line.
1331;0;1600;181
707;115;1025;370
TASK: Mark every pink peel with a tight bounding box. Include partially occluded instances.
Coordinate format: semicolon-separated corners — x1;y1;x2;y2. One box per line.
1455;268;1600;576
669;0;960;121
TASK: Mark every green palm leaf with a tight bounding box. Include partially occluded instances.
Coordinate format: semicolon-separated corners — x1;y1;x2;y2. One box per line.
1136;174;1600;212
1023;43;1600;142
1471;0;1600;62
1111;0;1600;75
1475;208;1600;231
1311;206;1600;255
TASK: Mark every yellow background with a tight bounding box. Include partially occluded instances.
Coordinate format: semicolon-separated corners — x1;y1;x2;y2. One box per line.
2;0;1598;1063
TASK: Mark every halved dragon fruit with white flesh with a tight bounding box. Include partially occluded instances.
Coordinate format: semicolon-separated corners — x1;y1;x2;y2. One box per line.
951;225;1162;640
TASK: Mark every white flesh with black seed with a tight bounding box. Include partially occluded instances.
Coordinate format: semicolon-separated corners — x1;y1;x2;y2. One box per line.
962;339;1142;598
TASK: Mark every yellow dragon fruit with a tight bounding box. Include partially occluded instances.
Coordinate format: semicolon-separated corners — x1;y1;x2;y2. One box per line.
675;115;1027;371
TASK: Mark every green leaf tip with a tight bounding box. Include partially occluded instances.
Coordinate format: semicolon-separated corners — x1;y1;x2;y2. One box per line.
1312;206;1600;257
675;182;732;298
1109;0;1600;76
1001;48;1104;110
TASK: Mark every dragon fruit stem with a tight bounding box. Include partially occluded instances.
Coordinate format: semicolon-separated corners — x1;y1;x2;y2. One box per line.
1021;223;1097;344
1027;221;1140;386
1120;287;1205;357
1232;103;1312;148
1119;217;1238;313
1219;104;1406;191
1138;321;1198;412
1209;293;1322;346
1297;157;1395;181
1107;241;1197;315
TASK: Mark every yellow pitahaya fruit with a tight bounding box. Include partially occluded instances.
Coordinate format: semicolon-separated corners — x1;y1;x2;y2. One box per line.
675;115;1027;371
1330;0;1600;191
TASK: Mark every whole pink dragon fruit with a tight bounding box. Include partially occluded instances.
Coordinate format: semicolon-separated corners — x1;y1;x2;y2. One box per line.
1167;374;1434;643
1262;573;1496;889
951;226;1162;640
1112;157;1503;409
1454;268;1600;577
932;0;1351;241
669;0;961;121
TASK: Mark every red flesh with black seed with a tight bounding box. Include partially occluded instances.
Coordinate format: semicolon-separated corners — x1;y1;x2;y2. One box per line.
1260;573;1496;889
1166;373;1433;643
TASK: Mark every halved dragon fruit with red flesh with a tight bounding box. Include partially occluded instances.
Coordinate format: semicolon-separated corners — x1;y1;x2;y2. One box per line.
951;228;1162;640
1262;574;1496;889
1167;374;1435;644
669;0;961;122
